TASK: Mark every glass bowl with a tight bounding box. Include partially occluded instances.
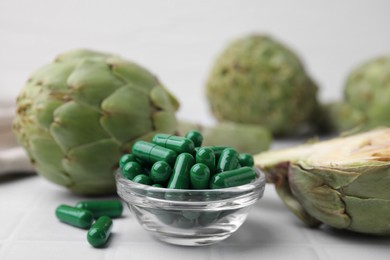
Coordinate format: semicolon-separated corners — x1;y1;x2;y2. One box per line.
115;168;266;246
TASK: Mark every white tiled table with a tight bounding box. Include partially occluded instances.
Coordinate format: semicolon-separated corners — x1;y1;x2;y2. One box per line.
1;153;389;260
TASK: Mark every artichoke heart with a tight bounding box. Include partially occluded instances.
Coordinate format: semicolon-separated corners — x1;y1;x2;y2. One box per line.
255;128;390;235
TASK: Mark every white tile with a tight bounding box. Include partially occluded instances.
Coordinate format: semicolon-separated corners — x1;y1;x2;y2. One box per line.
0;176;42;208
323;246;390;260
14;206;88;241
110;243;210;260
309;226;390;246
1;242;105;260
217;245;320;260
0;208;25;240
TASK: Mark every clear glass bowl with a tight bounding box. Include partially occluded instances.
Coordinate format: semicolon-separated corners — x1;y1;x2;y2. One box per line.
115;168;266;246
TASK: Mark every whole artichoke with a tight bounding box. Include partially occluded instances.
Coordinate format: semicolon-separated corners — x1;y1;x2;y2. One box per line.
13;49;179;195
328;56;390;132
178;121;272;154
206;35;319;136
255;128;390;235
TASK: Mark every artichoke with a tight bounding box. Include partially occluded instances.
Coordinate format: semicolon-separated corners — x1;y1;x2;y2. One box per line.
328;56;390;132
178;121;272;154
255;128;390;235
206;34;319;136
13;49;179;195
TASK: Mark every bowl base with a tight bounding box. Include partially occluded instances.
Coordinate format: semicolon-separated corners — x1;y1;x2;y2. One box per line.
152;232;233;246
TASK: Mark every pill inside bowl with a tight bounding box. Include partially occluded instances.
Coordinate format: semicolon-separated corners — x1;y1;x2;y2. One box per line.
115;131;266;246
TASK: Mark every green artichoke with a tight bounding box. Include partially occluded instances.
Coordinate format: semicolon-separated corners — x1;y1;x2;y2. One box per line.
328;56;390;132
206;34;319;136
255;128;390;235
178;121;272;154
13;49;179;195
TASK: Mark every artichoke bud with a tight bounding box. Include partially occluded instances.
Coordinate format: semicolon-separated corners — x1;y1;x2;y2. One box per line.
13;49;179;195
255;128;390;235
328;56;390;133
206;34;319;136
178;121;272;154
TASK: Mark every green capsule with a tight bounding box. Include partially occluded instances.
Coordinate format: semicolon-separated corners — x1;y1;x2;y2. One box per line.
75;200;123;218
190;163;210;189
238;153;254;167
185;130;203;147
167;153;194;189
210;166;256;189
150;209;177;225
55;205;94;229
216;148;239;173
119;154;136;169
152;183;164;188
132;141;177;165
150;161;172;184
198;211;221;226
122;161;144;180
152;134;195;154
182;210;201;220
207;146;229;161
87;216;113;248
196;147;216;173
174;215;196;229
132;174;152;185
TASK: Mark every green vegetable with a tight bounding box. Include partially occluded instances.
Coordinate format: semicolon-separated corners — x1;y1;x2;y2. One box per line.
178;121;272;154
324;56;390;133
206;34;319;136
13;49;179;195
255;128;390;235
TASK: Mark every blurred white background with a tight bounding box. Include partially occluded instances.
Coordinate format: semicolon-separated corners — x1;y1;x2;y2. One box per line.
1;0;390;125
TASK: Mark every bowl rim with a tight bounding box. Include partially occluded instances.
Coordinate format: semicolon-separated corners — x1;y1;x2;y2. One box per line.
115;167;266;195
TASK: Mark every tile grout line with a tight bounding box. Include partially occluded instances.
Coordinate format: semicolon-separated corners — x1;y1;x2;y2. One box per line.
0;191;49;259
302;228;328;260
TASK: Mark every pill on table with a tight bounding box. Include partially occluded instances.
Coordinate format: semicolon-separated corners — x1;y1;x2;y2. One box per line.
150;161;172;184
87;216;113;248
55;204;94;229
75;200;123;218
210;166;256;189
119;154;136;169
122;161;144;180
190;163;210;189
132;141;177;165
152;134;195;154
216;148;239;173
238;153;254;167
132;174;152;185
196;147;215;173
185;130;203;147
167;153;194;189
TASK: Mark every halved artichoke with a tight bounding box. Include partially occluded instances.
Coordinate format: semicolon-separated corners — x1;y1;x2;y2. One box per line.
255;128;390;235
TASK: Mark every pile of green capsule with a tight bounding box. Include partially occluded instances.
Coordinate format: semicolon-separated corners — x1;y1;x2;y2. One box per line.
55;200;123;248
119;130;256;189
